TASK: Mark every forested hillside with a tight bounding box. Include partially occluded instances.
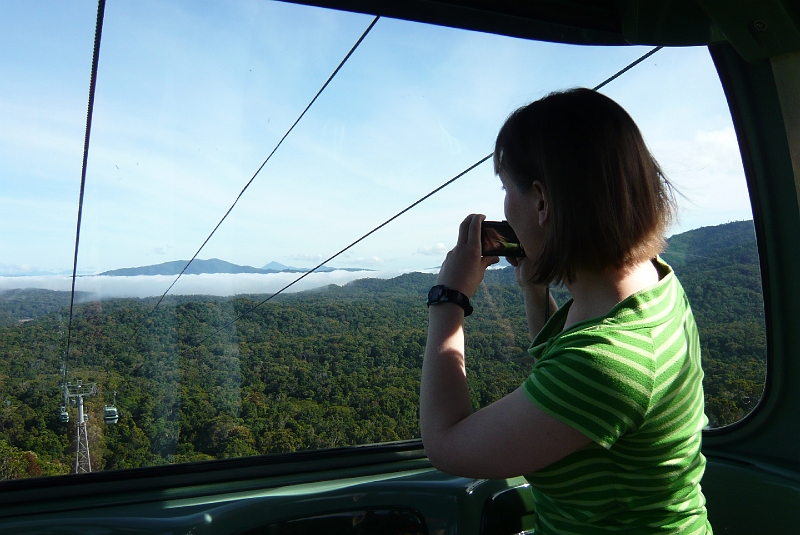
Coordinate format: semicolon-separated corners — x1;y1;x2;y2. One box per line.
663;220;765;427
0;220;765;478
0;289;91;327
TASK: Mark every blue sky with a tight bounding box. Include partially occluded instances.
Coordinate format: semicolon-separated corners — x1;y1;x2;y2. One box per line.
1;0;752;290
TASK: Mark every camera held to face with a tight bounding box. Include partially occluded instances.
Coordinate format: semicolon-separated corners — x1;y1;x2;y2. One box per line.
481;220;524;257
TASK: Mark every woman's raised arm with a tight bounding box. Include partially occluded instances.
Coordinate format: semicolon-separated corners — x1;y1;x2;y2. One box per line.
419;214;590;478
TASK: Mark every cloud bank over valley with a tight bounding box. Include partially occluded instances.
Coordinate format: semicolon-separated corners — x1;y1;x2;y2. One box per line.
0;269;427;300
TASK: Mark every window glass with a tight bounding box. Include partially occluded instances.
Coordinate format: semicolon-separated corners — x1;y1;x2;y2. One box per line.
0;0;763;478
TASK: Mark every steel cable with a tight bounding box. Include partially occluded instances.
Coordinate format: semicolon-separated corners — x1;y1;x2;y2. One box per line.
126;16;381;345
192;46;664;345
63;0;107;383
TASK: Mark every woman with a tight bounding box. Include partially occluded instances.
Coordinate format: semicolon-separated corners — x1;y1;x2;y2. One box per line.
420;88;711;534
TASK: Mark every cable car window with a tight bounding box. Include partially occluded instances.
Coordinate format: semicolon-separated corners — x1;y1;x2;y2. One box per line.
0;0;763;479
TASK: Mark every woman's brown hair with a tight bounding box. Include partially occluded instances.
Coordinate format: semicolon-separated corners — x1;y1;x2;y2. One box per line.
494;88;677;285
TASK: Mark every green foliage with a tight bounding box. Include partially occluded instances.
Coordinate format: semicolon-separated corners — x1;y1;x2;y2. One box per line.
0;439;67;479
0;440;29;480
0;289;91;326
0;220;767;476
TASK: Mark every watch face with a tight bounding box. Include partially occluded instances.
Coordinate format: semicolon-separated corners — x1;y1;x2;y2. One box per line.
428;285;445;303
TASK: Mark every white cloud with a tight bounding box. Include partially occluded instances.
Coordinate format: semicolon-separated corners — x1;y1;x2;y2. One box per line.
417;243;449;256
348;256;383;266
651;126;752;233
0;271;410;299
0;263;37;275
288;254;326;263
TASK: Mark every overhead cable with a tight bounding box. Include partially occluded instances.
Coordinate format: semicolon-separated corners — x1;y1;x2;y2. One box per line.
592;46;662;91
196;155;492;346
127;15;381;343
194;45;664;345
63;0;107;382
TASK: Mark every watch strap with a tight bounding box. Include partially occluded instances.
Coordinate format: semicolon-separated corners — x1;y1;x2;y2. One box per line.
426;285;473;317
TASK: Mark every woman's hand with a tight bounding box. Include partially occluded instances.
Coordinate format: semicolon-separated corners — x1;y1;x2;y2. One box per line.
506;254;536;291
508;255;549;298
508;254;555;340
437;214;499;298
507;255;549;294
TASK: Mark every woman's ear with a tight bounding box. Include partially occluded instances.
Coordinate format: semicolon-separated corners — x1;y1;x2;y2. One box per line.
532;181;549;227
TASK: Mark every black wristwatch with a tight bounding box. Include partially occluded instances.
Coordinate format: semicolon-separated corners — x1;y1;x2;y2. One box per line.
426;285;473;317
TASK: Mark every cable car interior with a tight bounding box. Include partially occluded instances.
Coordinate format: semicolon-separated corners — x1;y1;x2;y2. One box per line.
1;0;799;533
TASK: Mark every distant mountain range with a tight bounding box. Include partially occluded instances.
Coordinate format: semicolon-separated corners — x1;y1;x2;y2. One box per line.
97;259;372;277
1;220;758;325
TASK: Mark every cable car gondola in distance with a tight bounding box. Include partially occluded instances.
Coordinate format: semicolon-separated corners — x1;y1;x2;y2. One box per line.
1;1;799;534
103;392;118;425
102;406;118;425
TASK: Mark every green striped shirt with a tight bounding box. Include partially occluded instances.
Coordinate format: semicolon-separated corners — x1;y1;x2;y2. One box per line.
522;258;711;534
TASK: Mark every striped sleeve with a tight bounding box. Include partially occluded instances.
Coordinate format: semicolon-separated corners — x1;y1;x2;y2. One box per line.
522;332;656;449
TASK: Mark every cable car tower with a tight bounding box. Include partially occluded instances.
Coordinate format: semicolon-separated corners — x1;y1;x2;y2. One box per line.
62;381;97;474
